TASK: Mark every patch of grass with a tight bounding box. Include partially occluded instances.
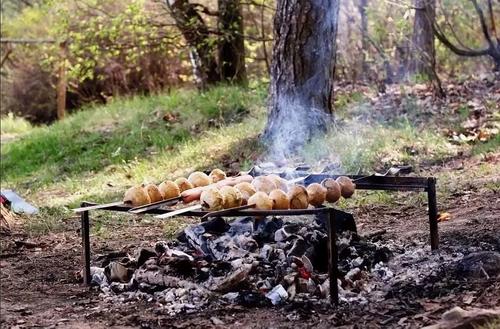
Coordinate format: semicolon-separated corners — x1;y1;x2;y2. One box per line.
1;85;266;191
472;134;500;156
301;118;457;174
0;113;33;135
23;207;68;235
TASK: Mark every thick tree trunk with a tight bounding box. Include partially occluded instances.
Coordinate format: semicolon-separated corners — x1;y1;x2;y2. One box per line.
263;0;339;158
166;0;219;88
408;0;436;78
218;0;247;84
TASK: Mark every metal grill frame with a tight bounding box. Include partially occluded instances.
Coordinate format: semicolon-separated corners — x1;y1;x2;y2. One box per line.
79;175;438;306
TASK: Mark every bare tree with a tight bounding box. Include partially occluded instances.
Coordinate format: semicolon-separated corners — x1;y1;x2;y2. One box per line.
433;0;500;72
409;0;436;78
263;0;340;154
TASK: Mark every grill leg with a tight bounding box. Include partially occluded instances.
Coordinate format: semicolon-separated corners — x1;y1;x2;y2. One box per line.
427;178;439;250
81;203;91;285
327;209;339;306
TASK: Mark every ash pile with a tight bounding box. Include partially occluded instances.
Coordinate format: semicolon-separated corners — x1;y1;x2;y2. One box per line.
89;214;392;315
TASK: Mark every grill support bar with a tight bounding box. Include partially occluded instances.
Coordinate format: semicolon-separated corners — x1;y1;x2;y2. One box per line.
81;203;91;285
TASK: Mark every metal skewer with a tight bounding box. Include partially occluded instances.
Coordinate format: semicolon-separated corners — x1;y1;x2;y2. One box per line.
73;201;126;212
128;196;182;214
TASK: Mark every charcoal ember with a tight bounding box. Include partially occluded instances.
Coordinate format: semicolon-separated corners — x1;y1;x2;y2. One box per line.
454;251;500;279
89;266;107;286
95;250;131;267
158;256;195;276
253;217;284;244
207;235;249;261
236;290;268;307
135;267;210;295
314;209;357;233
110;282;129;293
233;234;259;252
104;261;134;283
227;217;254;236
155;241;169;255
286;237;311;258
259;244;274;260
210;263;253;293
136;248;157;267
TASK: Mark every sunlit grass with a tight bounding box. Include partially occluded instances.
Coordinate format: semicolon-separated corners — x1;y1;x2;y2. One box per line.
0;113;33;135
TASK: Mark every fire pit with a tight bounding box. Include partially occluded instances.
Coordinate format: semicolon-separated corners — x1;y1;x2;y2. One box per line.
77;168;438;307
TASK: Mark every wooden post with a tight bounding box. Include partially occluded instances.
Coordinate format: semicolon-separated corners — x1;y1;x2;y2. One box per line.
57;40;68;120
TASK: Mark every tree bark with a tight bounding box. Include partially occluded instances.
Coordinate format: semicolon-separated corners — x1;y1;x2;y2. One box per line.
358;0;369;78
166;0;219;88
218;0;247;84
408;0;436;78
263;0;339;157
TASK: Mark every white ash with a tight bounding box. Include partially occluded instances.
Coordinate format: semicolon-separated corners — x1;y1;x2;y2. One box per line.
87;214;489;315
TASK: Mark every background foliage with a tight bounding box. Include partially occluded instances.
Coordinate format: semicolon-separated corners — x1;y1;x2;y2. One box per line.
0;0;496;123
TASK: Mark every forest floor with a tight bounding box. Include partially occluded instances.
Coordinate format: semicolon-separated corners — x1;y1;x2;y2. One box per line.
1;80;499;328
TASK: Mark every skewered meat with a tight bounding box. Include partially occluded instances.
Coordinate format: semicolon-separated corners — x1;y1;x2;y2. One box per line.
247;191;273;210
234;182;256;205
336;176;356;198
251;176;277;194
159;180;181;199
269;189;290;209
123;185;151;207
267;174;289;192
288;185;309;209
307;183;327;206
321;178;341;203
209;168;226;183
144;184;163;203
219;186;243;208
200;187;224;211
174;177;194;193
188;171;212;187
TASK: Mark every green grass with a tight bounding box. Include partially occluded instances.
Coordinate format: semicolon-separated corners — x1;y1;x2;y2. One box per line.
1;85;266;195
0;113;33;135
472;133;500;156
301;118;457;174
2;84;497;229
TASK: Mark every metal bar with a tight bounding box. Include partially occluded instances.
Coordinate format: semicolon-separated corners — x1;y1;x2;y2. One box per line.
304;174;429;189
73;201;125;212
81;202;91;285
128;196;182;214
201;204;255;220
328;209;339;305
427;178;439;250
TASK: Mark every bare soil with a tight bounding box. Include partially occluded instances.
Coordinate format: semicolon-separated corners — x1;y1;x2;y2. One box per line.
1;158;499;329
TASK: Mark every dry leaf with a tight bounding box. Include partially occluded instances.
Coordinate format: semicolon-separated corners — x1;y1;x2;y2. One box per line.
437;212;452;222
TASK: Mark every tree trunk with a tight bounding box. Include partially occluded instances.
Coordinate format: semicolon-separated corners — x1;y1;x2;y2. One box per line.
263;0;339;158
218;0;247;84
408;0;436;78
358;0;369;79
166;0;219;88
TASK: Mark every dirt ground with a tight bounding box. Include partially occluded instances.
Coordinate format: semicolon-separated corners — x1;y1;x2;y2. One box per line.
1;156;499;329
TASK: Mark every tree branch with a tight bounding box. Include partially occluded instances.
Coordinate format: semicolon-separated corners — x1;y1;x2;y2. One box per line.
470;0;494;49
